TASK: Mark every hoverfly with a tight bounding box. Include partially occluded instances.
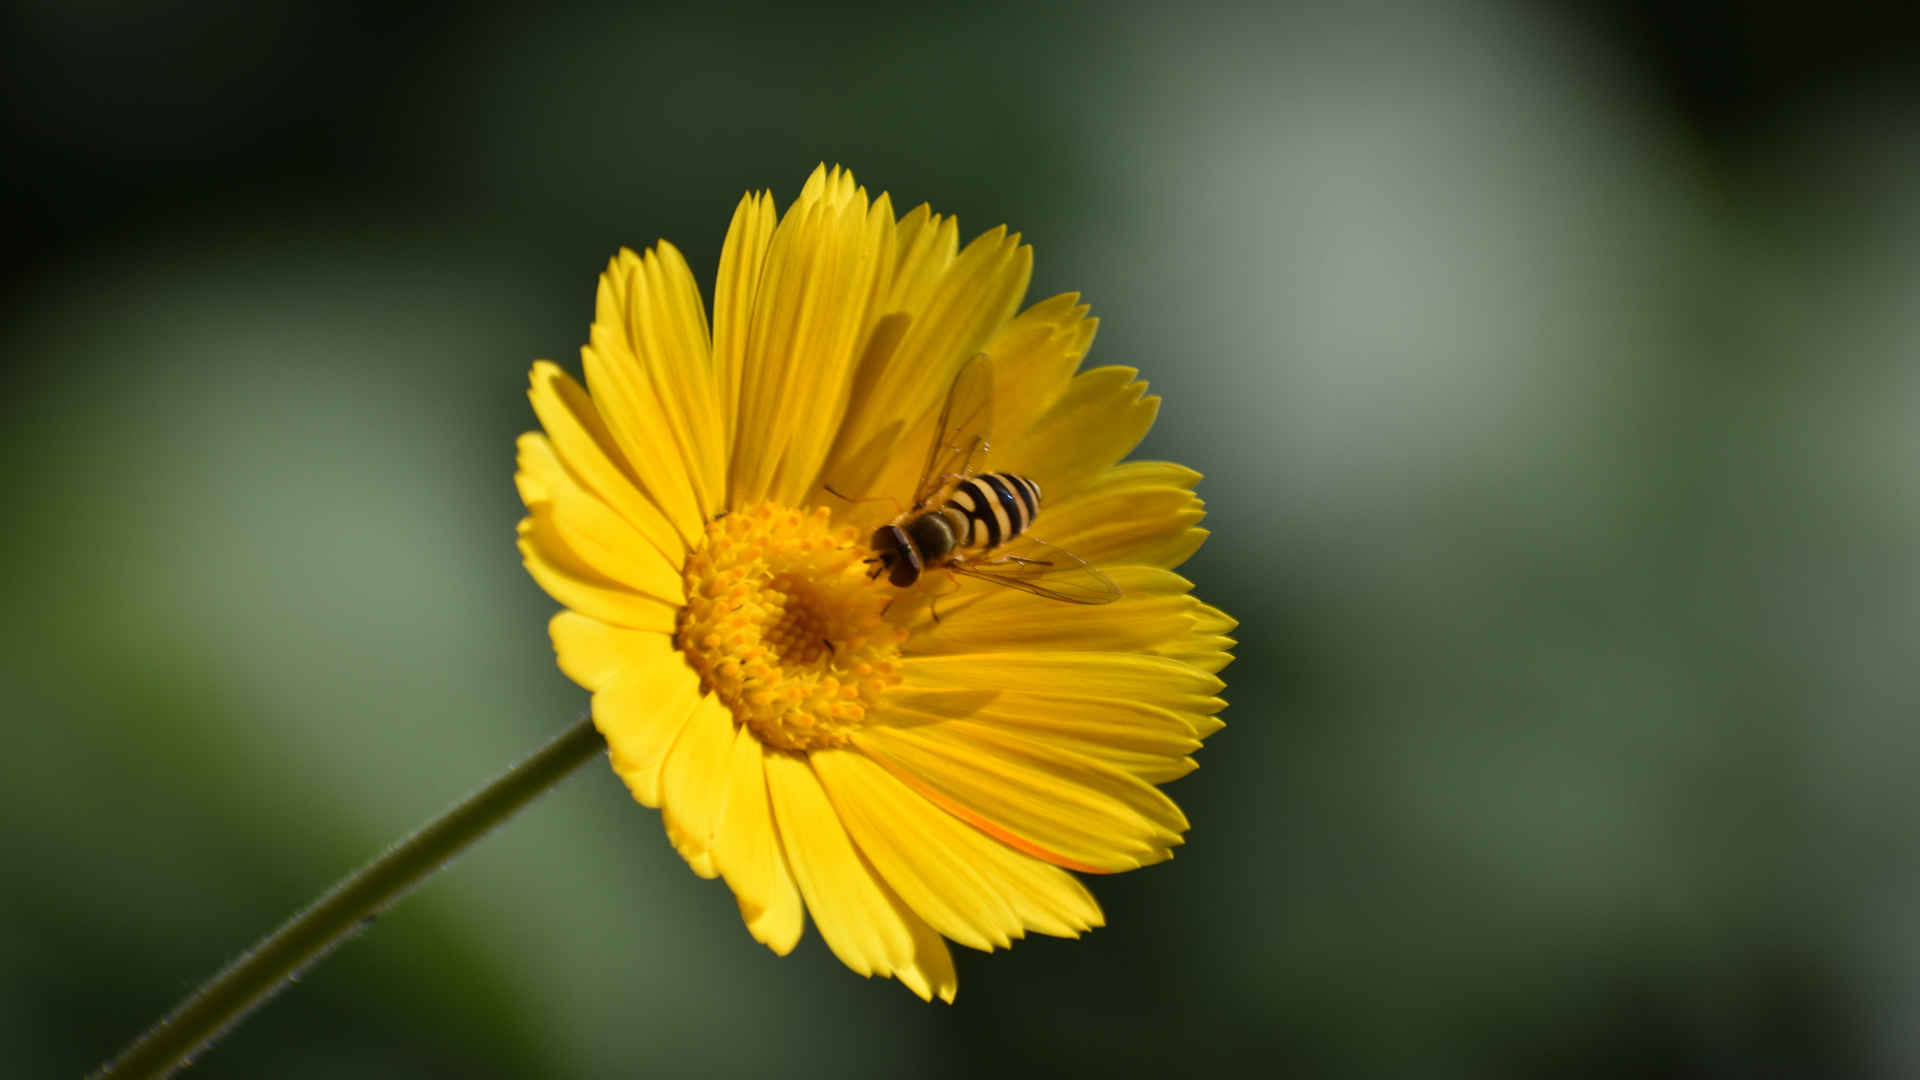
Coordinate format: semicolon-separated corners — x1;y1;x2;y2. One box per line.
858;354;1120;607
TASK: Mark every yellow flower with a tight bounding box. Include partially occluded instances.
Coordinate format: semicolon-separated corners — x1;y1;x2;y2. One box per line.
515;165;1233;1001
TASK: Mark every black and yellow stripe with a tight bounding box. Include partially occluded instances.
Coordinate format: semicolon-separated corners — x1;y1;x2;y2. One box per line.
943;472;1043;550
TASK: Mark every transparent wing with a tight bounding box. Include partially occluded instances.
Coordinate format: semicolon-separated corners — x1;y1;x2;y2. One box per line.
948;535;1122;605
912;354;995;510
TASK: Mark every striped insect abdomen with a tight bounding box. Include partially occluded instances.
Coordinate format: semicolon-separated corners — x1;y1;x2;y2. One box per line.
943;472;1043;550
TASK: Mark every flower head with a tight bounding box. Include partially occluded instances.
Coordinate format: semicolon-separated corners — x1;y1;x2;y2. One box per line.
516;166;1233;1001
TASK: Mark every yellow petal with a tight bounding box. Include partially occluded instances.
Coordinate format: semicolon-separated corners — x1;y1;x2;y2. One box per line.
853;720;1186;875
824;742;1107;938
890;912;958;1005
591;639;706;808
809;314;912;523
1159;632;1237;677
886;203;960;314
658;690;737;879
901;651;1224;717
765;750;955;999
710;729;805;954
982;292;1097;446
876;685;1207;785
732;166;888;507
514;433;686;603
549;611;674;691
814;748;1021;952
764;749;905;975
919;565;1234;678
517;513;679;632
526;361;688;569
993;365;1158;505
942;827;1105;938
1106;460;1204;490
1192;600;1238;636
772;191;898;503
711;190;778;502
598;243;727;518
871;226;1032;446
912;566;1208;654
885;673;1223;744
1025;464;1209;571
580;304;708;549
823;223;1033;506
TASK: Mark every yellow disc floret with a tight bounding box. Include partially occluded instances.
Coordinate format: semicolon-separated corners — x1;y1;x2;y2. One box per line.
677;502;906;751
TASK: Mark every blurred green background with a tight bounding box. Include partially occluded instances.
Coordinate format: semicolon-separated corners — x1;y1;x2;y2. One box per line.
5;1;1918;1075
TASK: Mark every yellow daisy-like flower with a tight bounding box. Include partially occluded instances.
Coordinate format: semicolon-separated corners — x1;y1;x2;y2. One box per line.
515;165;1232;1002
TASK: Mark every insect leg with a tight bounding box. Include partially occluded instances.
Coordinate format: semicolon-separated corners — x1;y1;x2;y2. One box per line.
927;573;963;624
823;485;906;516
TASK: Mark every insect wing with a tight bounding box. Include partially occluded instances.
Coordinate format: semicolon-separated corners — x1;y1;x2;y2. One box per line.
913;354;995;510
950;535;1121;605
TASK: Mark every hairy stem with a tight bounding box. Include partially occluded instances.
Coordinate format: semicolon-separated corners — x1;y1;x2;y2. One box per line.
94;715;605;1079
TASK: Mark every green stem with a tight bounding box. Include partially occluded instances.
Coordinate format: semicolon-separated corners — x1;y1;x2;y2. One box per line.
94;715;606;1080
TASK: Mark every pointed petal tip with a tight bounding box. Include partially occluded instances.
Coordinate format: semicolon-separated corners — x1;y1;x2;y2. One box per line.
741;894;805;956
894;961;959;1004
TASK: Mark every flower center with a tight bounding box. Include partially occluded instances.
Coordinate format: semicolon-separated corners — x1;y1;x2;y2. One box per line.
676;502;905;751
